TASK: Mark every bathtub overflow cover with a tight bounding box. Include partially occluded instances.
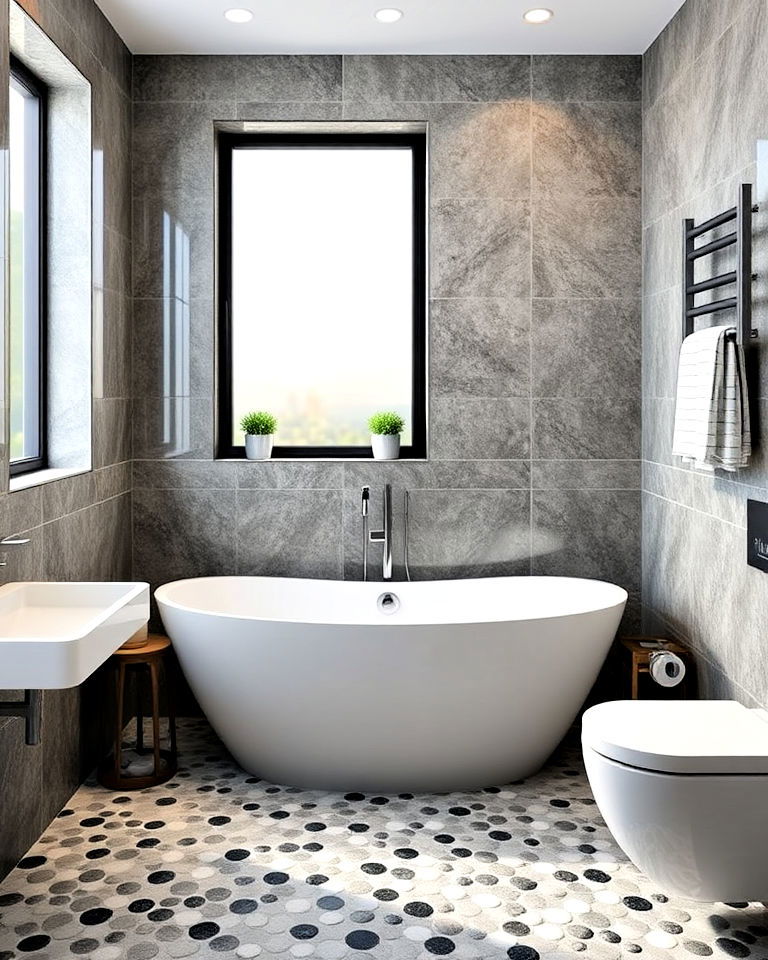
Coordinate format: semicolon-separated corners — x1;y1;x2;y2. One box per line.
377;592;400;615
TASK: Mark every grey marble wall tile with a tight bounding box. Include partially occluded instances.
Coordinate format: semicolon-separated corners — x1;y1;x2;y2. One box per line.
133;488;237;584
102;292;131;400
93;461;132;503
641;492;697;643
237;56;342;102
643;290;682;401
642;212;679;298
133;55;244;102
406;489;530;579
532;489;641;589
533;399;641;460
132;102;231;198
133;192;213;301
236;489;343;578
531;299;640;398
342;55;531;103
690;508;768;705
133;459;238;489
431;398;530;460
533;102;641;199
93;398;131;469
532;56;641;102
642;397;677;466
343;100;530;200
641;460;695;508
236;102;343;120
431;298;530;399
693;0;753;59
135;55;343;103
431;199;530;299
132;398;214;461
342;460;531;491
533;195;641;299
689;472;766;528
0;487;43;537
236;462;345;489
44;494;132;582
133;299;213;399
42;470;97;523
642;2;695;108
532;460;641;490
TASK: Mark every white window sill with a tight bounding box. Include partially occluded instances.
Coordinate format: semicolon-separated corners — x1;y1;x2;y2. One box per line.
10;465;91;493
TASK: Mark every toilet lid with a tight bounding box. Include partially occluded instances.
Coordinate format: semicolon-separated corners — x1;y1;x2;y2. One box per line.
582;700;768;774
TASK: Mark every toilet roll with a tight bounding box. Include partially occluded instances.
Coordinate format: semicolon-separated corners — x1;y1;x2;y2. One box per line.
649;651;686;688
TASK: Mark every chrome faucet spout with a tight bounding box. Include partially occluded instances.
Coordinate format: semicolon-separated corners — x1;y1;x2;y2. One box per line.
368;484;394;581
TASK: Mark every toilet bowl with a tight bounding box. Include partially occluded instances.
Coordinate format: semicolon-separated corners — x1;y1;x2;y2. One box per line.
582;700;768;902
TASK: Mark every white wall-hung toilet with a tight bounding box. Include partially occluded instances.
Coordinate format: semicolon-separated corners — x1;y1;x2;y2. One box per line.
582;700;768;902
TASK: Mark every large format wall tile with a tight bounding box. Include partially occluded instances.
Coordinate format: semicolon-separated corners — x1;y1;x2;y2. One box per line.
431;298;530;399
533;399;641;460
431;199;530;299
533;195;641;299
342;55;531;103
406;489;531;579
236;489;343;578
533;101;641;199
532;55;642;102
532;489;641;590
133;488;237;584
431;398;531;460
531;299;640;398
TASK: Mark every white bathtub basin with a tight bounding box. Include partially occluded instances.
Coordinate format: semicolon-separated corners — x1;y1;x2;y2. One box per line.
157;575;627;791
0;581;150;689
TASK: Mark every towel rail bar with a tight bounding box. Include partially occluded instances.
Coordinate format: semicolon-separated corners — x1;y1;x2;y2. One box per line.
686;206;737;239
688;271;737;295
682;183;757;346
686;233;737;261
685;297;738;319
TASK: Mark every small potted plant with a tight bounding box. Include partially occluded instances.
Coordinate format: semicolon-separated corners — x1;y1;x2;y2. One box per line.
368;411;405;460
241;411;277;460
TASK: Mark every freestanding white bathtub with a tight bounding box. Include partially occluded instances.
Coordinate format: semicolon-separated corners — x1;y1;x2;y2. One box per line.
156;576;627;792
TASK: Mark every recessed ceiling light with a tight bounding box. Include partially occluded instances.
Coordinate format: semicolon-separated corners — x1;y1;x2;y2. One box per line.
375;8;404;23
523;8;554;24
224;8;253;23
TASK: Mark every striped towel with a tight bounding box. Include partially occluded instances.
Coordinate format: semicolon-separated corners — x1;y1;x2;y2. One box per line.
672;325;751;472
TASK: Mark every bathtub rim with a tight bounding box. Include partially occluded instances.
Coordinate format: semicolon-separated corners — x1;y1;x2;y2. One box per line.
155;575;628;629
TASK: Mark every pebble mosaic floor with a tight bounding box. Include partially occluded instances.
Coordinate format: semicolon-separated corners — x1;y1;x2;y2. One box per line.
0;718;767;960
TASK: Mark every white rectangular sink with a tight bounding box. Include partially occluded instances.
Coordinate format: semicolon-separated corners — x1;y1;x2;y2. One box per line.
0;582;150;689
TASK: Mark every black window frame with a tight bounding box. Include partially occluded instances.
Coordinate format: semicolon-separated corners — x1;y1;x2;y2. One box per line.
9;55;48;478
217;131;427;460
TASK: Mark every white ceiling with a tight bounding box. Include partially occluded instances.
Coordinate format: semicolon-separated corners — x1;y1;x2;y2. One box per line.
93;0;686;56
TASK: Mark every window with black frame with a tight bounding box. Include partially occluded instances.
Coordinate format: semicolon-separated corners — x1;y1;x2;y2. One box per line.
9;57;47;476
218;132;427;459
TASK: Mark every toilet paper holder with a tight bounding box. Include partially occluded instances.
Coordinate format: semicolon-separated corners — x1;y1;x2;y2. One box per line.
619;637;693;700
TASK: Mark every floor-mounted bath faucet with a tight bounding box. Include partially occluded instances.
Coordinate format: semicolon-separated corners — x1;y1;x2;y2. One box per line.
363;484;393;581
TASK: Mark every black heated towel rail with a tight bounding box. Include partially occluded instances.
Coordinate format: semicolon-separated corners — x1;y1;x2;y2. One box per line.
682;182;757;346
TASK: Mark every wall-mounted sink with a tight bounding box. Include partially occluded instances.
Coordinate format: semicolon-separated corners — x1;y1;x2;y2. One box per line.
0;581;150;689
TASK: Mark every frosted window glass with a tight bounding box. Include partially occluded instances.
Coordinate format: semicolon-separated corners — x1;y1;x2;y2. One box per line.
230;147;415;447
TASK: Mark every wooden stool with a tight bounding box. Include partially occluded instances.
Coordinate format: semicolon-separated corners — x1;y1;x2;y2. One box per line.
98;634;178;790
620;636;693;699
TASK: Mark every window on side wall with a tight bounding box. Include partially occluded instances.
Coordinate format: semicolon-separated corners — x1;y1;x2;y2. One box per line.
9;57;46;476
217;131;427;459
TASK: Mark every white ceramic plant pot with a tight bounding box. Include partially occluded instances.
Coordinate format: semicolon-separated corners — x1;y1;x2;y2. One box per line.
371;433;401;460
245;434;274;460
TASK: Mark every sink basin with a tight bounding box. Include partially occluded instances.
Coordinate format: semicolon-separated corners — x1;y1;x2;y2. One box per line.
0;582;150;689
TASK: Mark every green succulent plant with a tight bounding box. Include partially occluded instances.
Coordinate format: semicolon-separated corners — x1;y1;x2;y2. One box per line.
240;411;277;436
368;411;405;436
